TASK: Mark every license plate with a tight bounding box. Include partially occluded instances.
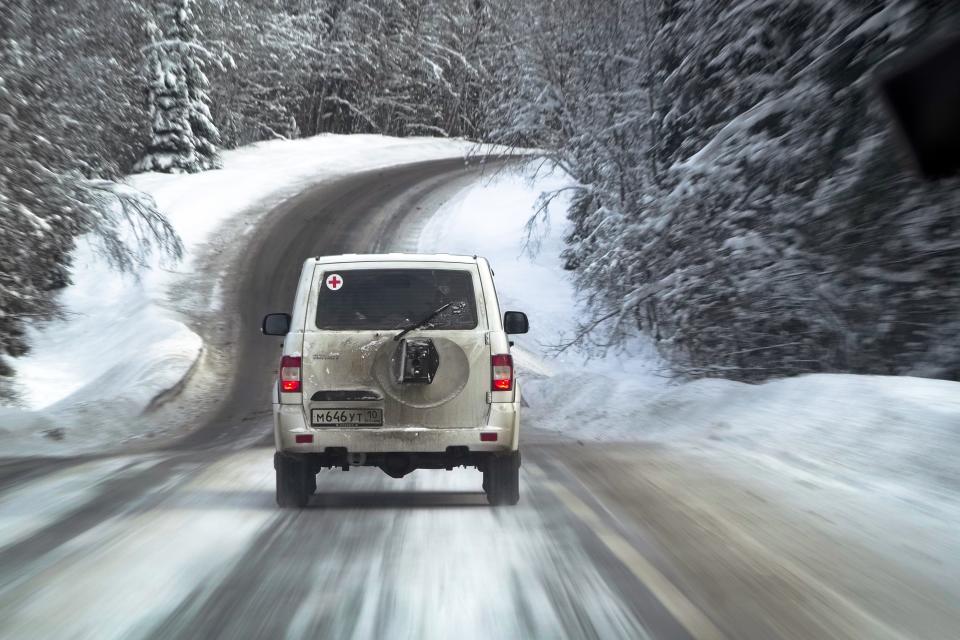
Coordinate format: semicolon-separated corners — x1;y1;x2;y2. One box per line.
311;408;383;427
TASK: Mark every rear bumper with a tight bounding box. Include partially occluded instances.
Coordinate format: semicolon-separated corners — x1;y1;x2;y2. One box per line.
274;391;520;454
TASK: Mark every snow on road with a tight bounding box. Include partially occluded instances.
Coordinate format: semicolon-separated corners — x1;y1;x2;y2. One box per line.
0;447;654;640
0;449;276;640
1;135;506;456
281;465;651;640
0;456;155;550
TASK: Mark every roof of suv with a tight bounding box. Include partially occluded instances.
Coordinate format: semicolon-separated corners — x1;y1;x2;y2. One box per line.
312;253;482;265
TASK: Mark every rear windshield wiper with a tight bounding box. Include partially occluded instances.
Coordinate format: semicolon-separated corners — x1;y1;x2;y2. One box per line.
394;303;452;341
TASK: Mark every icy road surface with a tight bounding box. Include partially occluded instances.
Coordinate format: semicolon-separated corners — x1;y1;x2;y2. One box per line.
0;441;662;640
1;433;958;640
1;158;958;639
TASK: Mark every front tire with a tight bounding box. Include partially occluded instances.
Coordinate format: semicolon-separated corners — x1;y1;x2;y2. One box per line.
275;452;312;508
484;451;520;506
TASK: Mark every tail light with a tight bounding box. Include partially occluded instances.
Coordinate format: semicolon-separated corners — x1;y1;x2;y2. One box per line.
280;356;302;393
491;354;513;391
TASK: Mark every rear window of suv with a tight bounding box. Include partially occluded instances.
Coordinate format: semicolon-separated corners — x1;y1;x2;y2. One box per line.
316;268;479;330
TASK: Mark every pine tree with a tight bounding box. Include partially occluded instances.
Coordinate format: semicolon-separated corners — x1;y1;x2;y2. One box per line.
0;21;88;373
135;0;222;174
1;2;183;380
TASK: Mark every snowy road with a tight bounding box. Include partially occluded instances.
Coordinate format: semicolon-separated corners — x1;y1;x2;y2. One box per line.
0;159;957;639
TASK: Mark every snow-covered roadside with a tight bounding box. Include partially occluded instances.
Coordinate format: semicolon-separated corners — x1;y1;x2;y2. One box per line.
0;135;508;456
419;162;960;516
417;163;665;381
531;373;960;504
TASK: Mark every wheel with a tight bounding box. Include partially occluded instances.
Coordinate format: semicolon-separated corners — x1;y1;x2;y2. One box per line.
484;451;520;506
275;452;312;508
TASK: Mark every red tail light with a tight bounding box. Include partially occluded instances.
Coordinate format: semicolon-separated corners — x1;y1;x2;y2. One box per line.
491;354;513;391
280;355;302;393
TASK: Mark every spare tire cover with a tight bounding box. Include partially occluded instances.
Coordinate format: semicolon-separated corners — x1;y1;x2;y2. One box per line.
371;337;471;409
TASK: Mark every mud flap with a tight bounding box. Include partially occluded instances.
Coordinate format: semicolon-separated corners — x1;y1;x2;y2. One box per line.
275;452;312;508
484;451;521;506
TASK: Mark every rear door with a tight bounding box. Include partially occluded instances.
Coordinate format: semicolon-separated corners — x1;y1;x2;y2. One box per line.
300;263;491;430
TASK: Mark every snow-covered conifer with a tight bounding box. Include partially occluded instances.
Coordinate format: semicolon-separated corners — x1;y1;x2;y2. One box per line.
0;4;183;381
136;0;222;174
0;30;87;373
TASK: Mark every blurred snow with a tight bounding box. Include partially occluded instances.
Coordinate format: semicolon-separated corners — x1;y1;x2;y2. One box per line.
1;135;505;455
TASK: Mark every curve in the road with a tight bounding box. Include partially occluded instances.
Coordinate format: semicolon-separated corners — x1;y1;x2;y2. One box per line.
175;157;506;450
4;159;936;640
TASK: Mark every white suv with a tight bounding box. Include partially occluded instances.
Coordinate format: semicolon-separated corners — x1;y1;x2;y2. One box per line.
262;254;529;508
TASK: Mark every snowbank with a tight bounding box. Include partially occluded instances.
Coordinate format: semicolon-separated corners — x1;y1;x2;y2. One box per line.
1;135;504;456
417;162;664;380
530;372;960;503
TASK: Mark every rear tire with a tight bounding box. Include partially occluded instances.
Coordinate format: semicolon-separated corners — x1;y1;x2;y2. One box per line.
484;451;520;506
275;452;312;508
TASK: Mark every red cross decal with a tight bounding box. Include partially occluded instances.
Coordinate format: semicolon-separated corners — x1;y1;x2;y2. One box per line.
326;274;343;290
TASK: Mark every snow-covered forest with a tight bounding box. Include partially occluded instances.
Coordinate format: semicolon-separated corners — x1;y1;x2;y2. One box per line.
1;0;959;385
487;0;960;381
